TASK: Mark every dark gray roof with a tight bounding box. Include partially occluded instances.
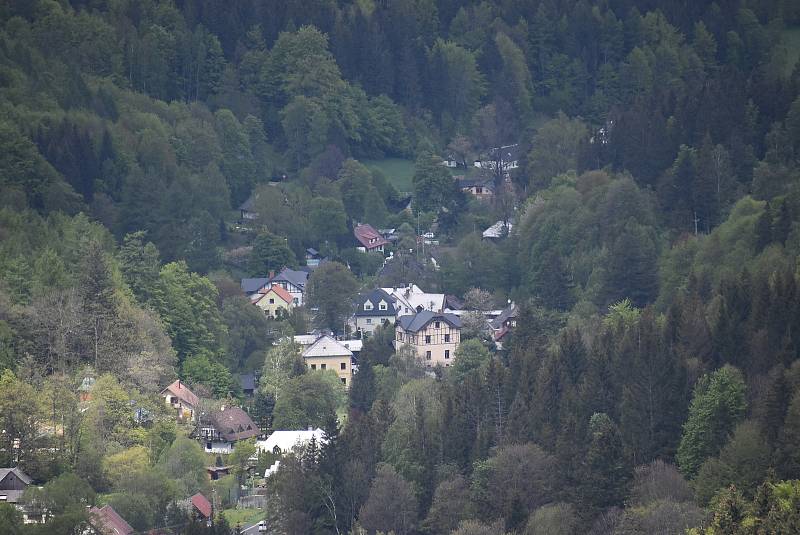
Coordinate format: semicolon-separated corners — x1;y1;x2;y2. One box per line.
241;278;269;293
445;295;464;310
397;311;462;332
459;176;494;189
0;467;32;486
490;304;518;330
271;268;309;289
354;289;397;317
239;374;256;391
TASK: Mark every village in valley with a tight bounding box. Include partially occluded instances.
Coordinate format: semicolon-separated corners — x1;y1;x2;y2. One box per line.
4;2;800;533
1;144;523;534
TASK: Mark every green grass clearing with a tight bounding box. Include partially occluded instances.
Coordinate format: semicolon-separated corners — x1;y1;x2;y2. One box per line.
362;158;415;192
782;27;800;77
222;508;264;528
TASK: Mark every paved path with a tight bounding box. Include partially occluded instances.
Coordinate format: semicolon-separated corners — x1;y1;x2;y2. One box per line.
240;521;263;534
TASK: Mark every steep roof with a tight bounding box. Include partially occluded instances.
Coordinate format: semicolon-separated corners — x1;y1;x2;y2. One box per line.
254;285;293;305
0;467;32;486
482;220;513;239
89;505;134;535
382;284;446;315
270;268;309;289
490;303;519;330
397;311;462;333
241;277;269;294
354;223;389;249
160;380;200;408
208;406;259;442
444;295;465;310
302;335;353;359
191;493;213;519
354;289;397;317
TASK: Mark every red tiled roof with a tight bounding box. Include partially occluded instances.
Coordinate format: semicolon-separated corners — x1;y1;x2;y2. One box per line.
354;224;389;250
89;505;134;535
160;380;200;408
254;285;293;305
191;493;212;519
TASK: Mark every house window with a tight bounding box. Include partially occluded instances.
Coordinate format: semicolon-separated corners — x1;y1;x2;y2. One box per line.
426;351;432;360
341;378;347;385
340;362;346;370
269;298;275;304
311;364;316;370
321;364;326;370
476;187;483;194
366;318;372;324
364;302;373;311
379;302;387;310
425;335;431;344
445;350;450;359
435;322;440;328
293;298;299;304
445;334;450;343
206;442;212;450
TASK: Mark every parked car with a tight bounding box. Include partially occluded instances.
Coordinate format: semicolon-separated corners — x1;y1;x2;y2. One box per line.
258;520;267;532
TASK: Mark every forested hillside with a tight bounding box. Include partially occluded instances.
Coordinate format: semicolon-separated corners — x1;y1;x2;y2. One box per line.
1;0;800;534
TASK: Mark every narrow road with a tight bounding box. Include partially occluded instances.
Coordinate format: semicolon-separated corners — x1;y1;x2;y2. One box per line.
240;521;263;534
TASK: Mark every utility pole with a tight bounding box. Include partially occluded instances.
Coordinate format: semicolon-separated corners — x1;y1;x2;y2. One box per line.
693;211;700;235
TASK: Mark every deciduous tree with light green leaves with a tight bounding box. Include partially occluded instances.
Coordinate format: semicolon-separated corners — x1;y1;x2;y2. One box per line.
677;365;747;478
151;261;227;362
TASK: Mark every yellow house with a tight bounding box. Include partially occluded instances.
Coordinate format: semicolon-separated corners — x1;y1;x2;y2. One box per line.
253;285;294;319
302;335;354;388
395;311;462;367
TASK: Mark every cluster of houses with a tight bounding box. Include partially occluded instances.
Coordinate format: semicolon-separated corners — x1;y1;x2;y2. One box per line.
0;466;212;533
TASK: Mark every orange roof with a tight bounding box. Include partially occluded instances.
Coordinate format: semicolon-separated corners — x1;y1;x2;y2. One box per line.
160;380;200;407
255;285;293;305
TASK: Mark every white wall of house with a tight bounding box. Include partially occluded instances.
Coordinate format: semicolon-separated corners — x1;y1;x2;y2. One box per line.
266;281;304;306
355;315;394;336
203;440;233;454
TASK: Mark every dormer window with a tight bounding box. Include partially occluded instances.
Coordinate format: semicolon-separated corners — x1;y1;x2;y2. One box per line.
379;301;387;311
364;302;374;311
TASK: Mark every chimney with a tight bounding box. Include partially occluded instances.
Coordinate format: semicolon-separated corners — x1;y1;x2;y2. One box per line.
308;426;313;431
177;380;181;389
269;270;275;279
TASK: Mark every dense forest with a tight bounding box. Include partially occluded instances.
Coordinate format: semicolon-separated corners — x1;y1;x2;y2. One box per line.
1;0;800;533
